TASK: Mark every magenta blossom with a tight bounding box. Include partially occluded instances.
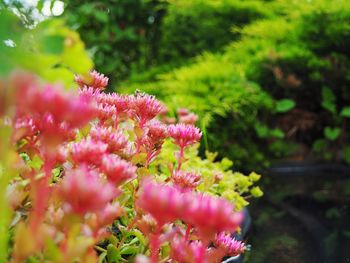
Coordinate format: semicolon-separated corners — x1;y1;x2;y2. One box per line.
17;83;96;129
75;70;108;90
95;103;117;123
98;93;131;115
70;138;107;165
168;123;202;149
89;125;127;153
214;232;246;256
57;165;117;215
101;154;137;185
172;171;201;190
183;194;243;237
136;180;186;225
130;93;165;127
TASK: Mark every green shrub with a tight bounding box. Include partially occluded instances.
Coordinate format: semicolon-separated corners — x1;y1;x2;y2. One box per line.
157;0;268;63
122;0;350;169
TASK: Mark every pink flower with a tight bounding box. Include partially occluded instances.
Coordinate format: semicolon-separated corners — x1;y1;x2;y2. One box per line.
57;165;117;215
168;124;202;148
177;108;190;117
214;232;246;256
143;121;168;146
100;154;136;185
70;138;107;165
137;180;242;235
130;93;165;127
17;84;96;129
172;171;201;190
170;236;207;263
183;194;243;237
179;113;199;125
141;121;168;150
95;103;117;123
136;180;186;225
89;125;127;153
75;70;108;90
79;86;101;101
97;93;131;115
13;116;37;141
97;202;123;227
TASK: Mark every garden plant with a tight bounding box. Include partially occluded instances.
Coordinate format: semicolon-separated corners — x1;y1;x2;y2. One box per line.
0;7;262;261
1;69;262;262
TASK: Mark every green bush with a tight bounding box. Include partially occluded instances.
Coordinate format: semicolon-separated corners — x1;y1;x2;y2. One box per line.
157;0;267;63
122;0;350;169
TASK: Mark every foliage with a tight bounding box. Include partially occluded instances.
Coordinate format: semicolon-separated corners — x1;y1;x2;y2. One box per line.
62;0;166;82
122;0;350;169
61;0;269;81
0;6;93;88
156;0;267;64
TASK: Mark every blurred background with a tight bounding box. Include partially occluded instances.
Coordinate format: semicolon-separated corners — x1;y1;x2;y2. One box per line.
1;0;350;262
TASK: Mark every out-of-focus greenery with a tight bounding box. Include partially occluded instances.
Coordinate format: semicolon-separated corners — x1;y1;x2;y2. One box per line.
63;0;160;82
120;0;350;170
0;4;93;88
61;0;268;82
156;0;268;63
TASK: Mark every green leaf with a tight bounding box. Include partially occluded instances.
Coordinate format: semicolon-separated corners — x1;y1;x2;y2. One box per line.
343;147;350;164
275;99;295;113
270;128;284;139
107;244;121;263
312;139;328;152
322;100;336;114
340;107;350;117
250;186;263;197
322;87;336;103
97;252;107;263
41;35;65;54
324;127;341;141
120;246;138;255
254;123;269;138
321;87;336;113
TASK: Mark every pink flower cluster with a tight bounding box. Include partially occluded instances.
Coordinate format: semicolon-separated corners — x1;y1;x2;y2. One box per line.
214;232;246;256
168;123;202;149
172;170;201;190
4;70;246;263
137;180;242;236
75;70;109;90
58;165;118;215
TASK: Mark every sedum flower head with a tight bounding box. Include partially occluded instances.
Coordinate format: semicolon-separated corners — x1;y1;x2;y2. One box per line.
214;232;246;256
97;93;131;114
136;180;186;225
58;165;117;215
130;93;165;127
172;171;201;190
70;138;107;165
75;70;108;90
90;125;127;153
170;236;206;263
184;194;243;236
100;154;137;185
95;103;117;123
168;123;202;148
